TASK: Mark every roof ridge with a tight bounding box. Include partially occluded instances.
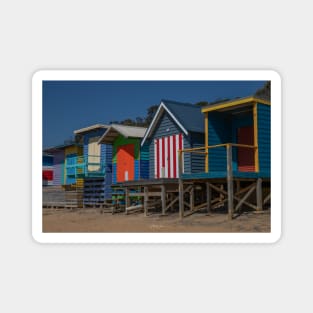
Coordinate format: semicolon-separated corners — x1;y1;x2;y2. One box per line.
161;99;195;108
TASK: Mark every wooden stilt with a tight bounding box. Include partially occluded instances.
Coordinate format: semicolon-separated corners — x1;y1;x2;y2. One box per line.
161;185;166;215
125;187;130;214
179;179;184;218
226;144;234;220
144;186;148;216
256;178;263;211
189;184;194;211
206;182;211;214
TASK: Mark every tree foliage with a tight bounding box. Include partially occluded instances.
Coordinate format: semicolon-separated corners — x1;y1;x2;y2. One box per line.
255;81;271;101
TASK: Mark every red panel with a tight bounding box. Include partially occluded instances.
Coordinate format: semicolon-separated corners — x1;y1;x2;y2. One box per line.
43;170;53;181
237;126;255;172
167;136;171;178
156;139;159;178
117;144;134;182
173;135;177;178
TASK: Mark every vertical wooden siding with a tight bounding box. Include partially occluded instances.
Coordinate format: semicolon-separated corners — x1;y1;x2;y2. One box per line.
140;143;149;179
257;103;271;174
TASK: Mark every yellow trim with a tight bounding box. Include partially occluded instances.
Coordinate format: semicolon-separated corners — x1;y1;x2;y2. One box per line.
204;112;209;172
253;102;260;172
201;96;270;113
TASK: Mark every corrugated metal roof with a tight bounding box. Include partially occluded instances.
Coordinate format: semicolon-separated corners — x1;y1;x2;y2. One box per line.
98;124;147;144
43;142;82;153
74;124;109;134
161;100;204;133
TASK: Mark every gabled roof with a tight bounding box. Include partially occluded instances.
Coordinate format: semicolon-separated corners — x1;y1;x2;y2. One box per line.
141;100;204;146
74;124;109;134
98;124;147;144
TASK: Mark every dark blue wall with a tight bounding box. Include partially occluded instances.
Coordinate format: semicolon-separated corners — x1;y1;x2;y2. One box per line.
257;103;271;174
208;112;232;171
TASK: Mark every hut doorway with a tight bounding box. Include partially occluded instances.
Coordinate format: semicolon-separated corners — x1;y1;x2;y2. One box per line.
237;126;255;172
117;144;135;182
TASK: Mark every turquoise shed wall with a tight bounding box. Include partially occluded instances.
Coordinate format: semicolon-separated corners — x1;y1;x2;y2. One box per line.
140;143;149;179
257;103;271;174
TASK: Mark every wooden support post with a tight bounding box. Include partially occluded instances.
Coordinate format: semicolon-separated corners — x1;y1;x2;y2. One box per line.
256;178;263;211
205;112;209;173
189;184;194;211
161;185;166;215
125;187;130;213
236;180;240;193
179;179;184;219
226;144;234;220
144;186;148;216
206;182;211;214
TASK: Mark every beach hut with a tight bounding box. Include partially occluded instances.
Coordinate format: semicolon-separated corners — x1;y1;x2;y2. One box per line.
42;154;53;186
98;124;148;184
141;100;205;179
73;124;113;205
178;96;271;219
43;142;81;187
199;96;270;177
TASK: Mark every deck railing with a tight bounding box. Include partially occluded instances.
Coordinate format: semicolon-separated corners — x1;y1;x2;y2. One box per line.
178;143;257;177
66;155;106;178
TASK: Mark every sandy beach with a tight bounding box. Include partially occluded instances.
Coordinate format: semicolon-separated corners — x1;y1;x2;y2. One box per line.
42;208;270;233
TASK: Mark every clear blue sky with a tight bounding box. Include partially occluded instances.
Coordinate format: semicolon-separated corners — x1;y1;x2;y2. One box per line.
43;80;266;148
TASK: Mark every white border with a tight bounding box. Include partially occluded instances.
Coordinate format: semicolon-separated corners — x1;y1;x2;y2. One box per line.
32;70;281;244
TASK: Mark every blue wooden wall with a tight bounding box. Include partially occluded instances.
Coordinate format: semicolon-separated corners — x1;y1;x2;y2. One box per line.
257;103;271;174
190;132;205;173
208;112;232;171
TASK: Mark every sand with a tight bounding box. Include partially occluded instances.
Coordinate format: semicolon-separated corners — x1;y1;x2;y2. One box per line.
42;208;270;233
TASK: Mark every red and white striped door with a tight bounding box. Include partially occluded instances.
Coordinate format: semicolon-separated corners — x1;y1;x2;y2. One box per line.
154;134;183;178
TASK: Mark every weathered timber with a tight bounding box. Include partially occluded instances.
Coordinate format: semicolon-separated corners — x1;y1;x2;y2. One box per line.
256;178;263;211
206;182;211;213
161;185;166;215
144;186;148;217
235;184;256;212
227;144;233;219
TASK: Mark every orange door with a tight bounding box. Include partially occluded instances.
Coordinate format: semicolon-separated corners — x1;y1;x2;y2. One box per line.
117;144;135;182
237;126;255;172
